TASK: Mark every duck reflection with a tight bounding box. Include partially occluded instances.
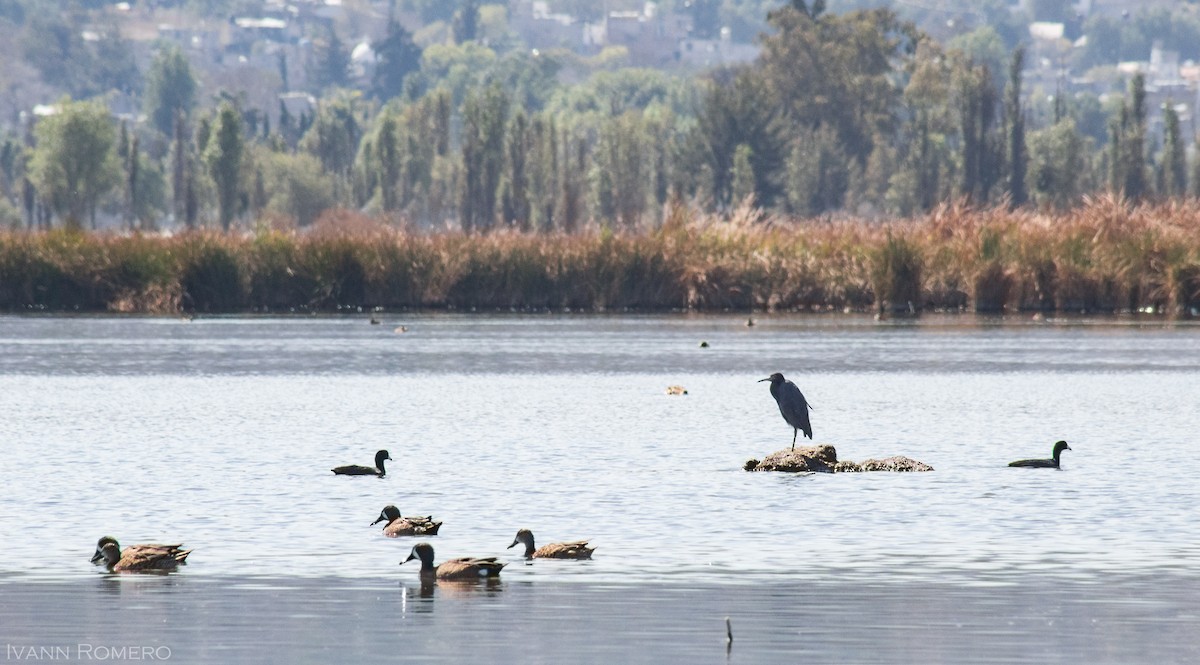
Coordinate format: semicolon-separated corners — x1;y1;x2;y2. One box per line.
401;576;504;611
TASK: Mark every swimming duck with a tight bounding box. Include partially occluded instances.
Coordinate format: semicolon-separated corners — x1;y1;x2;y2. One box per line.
401;542;505;580
90;536;192;572
508;529;594;559
332;449;392;476
372;505;443;537
1008;440;1072;468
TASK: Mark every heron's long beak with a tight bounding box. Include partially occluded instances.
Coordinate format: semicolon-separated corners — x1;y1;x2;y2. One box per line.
757;377;770;383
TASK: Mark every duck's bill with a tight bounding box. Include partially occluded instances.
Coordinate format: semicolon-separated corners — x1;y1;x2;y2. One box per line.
507;541;517;549
371;515;386;525
89;551;103;564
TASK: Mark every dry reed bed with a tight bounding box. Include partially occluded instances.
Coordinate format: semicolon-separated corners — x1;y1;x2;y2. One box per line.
0;198;1197;315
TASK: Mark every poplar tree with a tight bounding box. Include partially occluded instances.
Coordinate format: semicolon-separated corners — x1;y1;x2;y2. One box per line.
1161;103;1186;198
1005;46;1027;207
203;103;244;231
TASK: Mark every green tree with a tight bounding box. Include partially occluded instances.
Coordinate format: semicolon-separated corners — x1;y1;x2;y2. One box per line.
460;84;508;232
731;144;756;206
1027;118;1089;209
693;69;787;209
500;110;531;229
28;98;119;229
1005;46;1028;207
144;44;198;137
758;6;915;167
259;150;336;226
313;27;350;91
1161;103;1186;198
1115;74;1149;200
372;20;422;101
299;94;362;203
955;58;1001;203
203;103;245;231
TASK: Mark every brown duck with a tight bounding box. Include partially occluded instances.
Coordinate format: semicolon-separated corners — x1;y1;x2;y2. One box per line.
332;449;391;476
372;505;443;537
90;536;192;572
401;542;505;580
508;529;594;559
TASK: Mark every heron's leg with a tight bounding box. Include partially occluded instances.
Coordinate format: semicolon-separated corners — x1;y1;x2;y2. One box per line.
792;428;797;450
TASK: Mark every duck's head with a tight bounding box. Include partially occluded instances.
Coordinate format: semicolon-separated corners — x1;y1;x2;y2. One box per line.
375;450;393;466
1052;440;1071;460
402;542;435;567
91;537;120;566
758;373;785;386
373;505;401;526
508;529;534;550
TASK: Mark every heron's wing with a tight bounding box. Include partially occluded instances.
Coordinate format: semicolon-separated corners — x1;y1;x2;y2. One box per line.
780;381;813;438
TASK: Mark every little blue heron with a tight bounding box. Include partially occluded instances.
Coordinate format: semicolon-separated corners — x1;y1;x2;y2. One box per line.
759;372;812;449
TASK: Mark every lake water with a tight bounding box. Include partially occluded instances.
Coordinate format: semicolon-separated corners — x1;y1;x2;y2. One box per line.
0;314;1197;663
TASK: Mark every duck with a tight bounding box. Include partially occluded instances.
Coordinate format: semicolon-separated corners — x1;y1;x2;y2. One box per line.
1008;440;1072;468
401;542;505;580
372;505;443;537
90;536;192;572
508;529;594;560
665;385;688;395
332;449;391;476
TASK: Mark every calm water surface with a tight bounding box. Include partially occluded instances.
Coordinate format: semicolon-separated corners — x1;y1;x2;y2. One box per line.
0;314;1197;663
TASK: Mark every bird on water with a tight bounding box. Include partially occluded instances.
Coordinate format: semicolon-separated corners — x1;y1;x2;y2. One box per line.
91;536;192;572
332;449;392;476
759;372;812;449
508;529;594;559
372;505;443;536
1008;441;1071;468
401;542;506;580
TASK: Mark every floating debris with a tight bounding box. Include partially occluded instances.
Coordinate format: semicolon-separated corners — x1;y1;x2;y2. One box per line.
665;385;688;396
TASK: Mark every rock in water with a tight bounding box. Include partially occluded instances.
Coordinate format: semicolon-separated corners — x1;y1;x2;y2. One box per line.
748;445;839;473
746;446;932;473
854;456;933;472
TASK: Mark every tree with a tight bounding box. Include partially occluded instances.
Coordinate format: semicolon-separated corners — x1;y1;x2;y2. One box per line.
500;110;531;229
460;84;508;232
1111;74;1149;200
203;103;244;231
299;95;362;196
1161;103;1186;198
1005;46;1028;207
758;6;915;168
955;59;1001;203
693;69;787;209
372;20;422;101
259;150;336;226
144;45;198;137
313;27;350;92
28;98;119;229
1027;118;1089;209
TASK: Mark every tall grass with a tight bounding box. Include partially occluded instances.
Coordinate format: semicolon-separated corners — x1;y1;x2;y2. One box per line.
1;198;1198;315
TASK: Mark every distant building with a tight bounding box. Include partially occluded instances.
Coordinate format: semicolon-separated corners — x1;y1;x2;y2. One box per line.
677;27;759;69
586;3;691;67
